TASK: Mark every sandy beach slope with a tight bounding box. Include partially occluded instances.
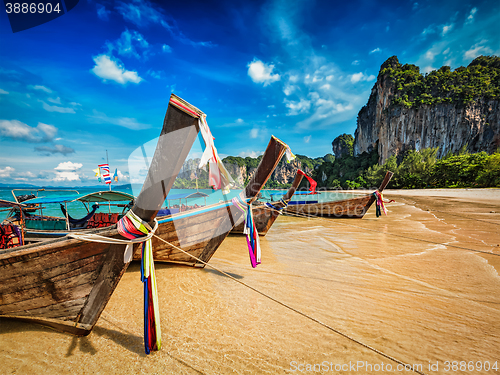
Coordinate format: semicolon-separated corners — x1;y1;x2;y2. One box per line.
0;190;499;374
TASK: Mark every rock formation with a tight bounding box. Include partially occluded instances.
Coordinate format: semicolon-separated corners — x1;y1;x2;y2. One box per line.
177;157;311;187
354;56;500;163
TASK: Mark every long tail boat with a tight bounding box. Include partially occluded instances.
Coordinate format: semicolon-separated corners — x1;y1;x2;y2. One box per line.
283;171;393;218
0;93;201;335
132;136;288;267
230;171;304;236
3;190;135;243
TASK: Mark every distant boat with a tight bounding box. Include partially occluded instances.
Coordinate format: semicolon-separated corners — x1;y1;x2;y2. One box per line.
282;171;393;218
230;171;304;236
3;190;135;243
0;93;201;335
132;135;289;267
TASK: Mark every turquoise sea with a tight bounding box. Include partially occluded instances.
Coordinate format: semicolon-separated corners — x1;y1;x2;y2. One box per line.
0;186;366;222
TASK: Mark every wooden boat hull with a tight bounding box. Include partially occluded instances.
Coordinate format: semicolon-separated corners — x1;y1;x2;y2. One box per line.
283;171;394;218
284;194;373;218
0;227;129;335
133;202;243;267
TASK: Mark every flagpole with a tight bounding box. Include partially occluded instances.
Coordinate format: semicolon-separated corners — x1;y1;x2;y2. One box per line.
106;150;111;191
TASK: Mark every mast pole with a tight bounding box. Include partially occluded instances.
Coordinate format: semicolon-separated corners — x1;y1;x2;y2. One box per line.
106;150;111;191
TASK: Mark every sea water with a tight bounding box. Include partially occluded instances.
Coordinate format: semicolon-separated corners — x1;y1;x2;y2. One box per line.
0;186;368;222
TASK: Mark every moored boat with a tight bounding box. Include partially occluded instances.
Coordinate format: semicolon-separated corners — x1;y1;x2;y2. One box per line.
230;171;304;236
283;171;394;218
3;190;135;243
0;93;201;335
132;136;290;267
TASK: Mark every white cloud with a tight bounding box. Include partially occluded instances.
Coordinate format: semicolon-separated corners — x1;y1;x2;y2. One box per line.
162;44;172;53
238;150;263;158
0;120;57;143
40;100;76;113
236;118;244;123
442;24;454;36
47;97;61;104
91;54;142;85
0;166;14;177
247;59;280;86
422;65;435;74
369;48;381;54
30;85;52;93
0;88;9;94
55;161;82;171
425;50;436;61
89;109;150;130
466;8;477;24
350;72;376;84
106;29;150;59
304;135;311;143
53;162;82;181
351;60;360;66
283;84;297;95
320;84;331;90
284;98;311;115
250;128;259;138
464;42;493;60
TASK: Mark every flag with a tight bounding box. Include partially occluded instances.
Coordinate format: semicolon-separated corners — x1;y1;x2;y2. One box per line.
113;168;118;182
99;164;112;184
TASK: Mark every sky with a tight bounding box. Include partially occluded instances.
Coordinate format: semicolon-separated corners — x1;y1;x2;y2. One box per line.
0;0;499;186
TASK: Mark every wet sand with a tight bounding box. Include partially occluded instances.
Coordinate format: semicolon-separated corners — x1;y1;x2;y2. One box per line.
1;190;499;374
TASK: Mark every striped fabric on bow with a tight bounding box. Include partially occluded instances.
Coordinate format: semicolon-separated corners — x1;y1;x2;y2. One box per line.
232;195;261;268
117;210;161;354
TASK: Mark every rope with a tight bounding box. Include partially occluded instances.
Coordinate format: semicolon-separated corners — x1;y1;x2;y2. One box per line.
68;218;158;263
151;233;427;375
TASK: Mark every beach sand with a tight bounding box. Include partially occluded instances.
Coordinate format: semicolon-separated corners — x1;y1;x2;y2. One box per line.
1;189;499;374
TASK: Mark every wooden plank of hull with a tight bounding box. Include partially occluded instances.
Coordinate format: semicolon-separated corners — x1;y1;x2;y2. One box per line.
0;94;204;335
133;203;239;266
0;228;127;335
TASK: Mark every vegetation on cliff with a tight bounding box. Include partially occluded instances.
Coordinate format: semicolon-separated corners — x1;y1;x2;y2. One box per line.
313;147;500;189
380;55;500;108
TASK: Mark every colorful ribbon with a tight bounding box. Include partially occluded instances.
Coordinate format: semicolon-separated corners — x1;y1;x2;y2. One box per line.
265;198;288;213
232;195;261;268
117;210;161;354
297;169;317;194
373;191;387;217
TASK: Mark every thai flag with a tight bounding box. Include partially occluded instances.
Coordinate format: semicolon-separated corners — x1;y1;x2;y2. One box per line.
99;164;112;184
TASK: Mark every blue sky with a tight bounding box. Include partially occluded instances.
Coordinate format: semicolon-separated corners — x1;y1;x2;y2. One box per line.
0;0;499;186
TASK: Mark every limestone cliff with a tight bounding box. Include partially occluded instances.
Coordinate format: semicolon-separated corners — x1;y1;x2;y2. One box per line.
354;56;500;163
177;157;311;187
